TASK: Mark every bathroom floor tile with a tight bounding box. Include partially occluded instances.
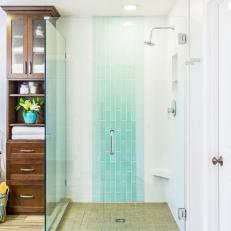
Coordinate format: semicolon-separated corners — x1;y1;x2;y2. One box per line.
0;215;44;231
57;203;180;231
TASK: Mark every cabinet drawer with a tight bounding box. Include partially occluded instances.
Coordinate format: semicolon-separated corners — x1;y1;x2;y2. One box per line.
7;158;44;181
7;141;44;158
9;185;44;210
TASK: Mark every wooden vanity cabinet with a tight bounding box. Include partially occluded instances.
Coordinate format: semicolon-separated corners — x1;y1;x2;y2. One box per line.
1;6;60;215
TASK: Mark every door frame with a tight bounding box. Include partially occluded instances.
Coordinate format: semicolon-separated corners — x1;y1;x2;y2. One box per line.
204;0;224;230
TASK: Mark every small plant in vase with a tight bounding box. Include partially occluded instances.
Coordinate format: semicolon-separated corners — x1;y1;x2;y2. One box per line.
15;97;44;124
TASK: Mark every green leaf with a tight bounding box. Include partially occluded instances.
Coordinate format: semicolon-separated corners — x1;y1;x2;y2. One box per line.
15;105;21;111
19;98;25;104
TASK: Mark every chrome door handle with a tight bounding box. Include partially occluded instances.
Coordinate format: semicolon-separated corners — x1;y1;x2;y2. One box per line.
110;129;115;155
212;156;223;166
20;168;35;172
20;195;34;199
20;149;35;153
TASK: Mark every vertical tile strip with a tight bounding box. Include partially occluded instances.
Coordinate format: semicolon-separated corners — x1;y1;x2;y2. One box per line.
93;17;144;202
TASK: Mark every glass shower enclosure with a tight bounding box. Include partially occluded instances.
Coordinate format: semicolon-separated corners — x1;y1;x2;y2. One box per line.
45;20;67;230
45;12;188;231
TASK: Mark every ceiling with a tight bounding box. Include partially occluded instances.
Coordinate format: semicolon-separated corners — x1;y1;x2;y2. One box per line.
0;0;176;16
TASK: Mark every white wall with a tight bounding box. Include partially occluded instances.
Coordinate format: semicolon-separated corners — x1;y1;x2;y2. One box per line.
0;9;7;180
144;16;170;202
188;0;205;230
166;3;189;229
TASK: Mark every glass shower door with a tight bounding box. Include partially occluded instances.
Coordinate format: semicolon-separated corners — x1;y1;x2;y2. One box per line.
92;16;187;231
45;19;66;231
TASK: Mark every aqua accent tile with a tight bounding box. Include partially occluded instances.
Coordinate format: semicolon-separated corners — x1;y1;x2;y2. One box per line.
93;17;144;203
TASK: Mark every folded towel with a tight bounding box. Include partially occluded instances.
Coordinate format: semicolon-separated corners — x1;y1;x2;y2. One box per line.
12;134;45;140
12;126;45;135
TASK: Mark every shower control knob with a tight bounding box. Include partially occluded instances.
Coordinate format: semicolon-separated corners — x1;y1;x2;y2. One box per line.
212;156;223;166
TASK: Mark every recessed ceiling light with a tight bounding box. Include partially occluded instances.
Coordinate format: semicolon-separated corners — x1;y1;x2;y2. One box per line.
123;4;137;11
228;2;231;10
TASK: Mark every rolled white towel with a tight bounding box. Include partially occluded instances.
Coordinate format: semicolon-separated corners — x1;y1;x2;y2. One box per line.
12;134;45;140
12;126;45;135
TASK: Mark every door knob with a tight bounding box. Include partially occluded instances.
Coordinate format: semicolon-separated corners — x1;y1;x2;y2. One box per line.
212;156;223;166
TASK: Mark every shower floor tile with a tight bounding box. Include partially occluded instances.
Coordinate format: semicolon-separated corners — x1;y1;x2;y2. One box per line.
57;203;179;231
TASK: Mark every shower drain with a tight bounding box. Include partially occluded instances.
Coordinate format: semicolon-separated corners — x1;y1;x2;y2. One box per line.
115;218;126;223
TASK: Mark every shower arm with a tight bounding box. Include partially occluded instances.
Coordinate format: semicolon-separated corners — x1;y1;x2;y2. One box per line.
148;26;175;42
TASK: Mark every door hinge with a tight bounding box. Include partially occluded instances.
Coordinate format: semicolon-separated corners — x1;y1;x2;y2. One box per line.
178;33;187;44
178;208;187;220
185;58;201;65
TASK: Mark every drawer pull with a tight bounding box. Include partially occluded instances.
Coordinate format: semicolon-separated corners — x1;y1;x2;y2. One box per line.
20;168;35;172
20;195;34;199
20;149;35;153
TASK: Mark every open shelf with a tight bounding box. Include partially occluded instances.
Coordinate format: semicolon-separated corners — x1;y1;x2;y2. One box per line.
8;78;45;81
9;123;45;127
10;94;45;97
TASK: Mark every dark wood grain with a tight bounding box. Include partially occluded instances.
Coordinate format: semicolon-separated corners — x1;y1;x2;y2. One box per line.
7;158;44;180
7;183;44;214
2;5;60;215
7;14;28;79
1;6;60;17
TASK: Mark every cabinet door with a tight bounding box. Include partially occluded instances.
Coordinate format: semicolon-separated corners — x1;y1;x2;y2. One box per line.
7;15;28;79
28;16;45;79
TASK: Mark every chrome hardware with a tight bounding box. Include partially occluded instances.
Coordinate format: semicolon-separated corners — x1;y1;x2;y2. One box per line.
168;100;176;118
178;33;187;44
20;149;35;153
115;218;126;223
28;61;32;74
20;195;34;199
110;129;115;155
212;156;223;166
178;208;187;220
20;168;35;172
185;58;201;65
24;61;28;74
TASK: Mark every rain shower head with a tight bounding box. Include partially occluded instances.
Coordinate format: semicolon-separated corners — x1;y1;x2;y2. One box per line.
144;26;175;46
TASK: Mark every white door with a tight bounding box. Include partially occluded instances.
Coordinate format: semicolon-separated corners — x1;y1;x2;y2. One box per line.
218;1;231;230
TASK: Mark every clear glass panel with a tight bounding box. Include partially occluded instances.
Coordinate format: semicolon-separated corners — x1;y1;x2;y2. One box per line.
12;20;24;74
49;2;188;229
45;20;66;231
32;20;45;74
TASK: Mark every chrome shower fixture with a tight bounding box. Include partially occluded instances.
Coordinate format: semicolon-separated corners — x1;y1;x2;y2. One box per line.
144;26;175;46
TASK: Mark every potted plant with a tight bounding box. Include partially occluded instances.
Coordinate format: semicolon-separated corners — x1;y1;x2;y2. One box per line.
15;97;44;124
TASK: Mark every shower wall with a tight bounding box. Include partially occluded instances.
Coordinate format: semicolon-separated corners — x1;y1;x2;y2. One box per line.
57;16;169;203
92;17;144;203
166;1;188;229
